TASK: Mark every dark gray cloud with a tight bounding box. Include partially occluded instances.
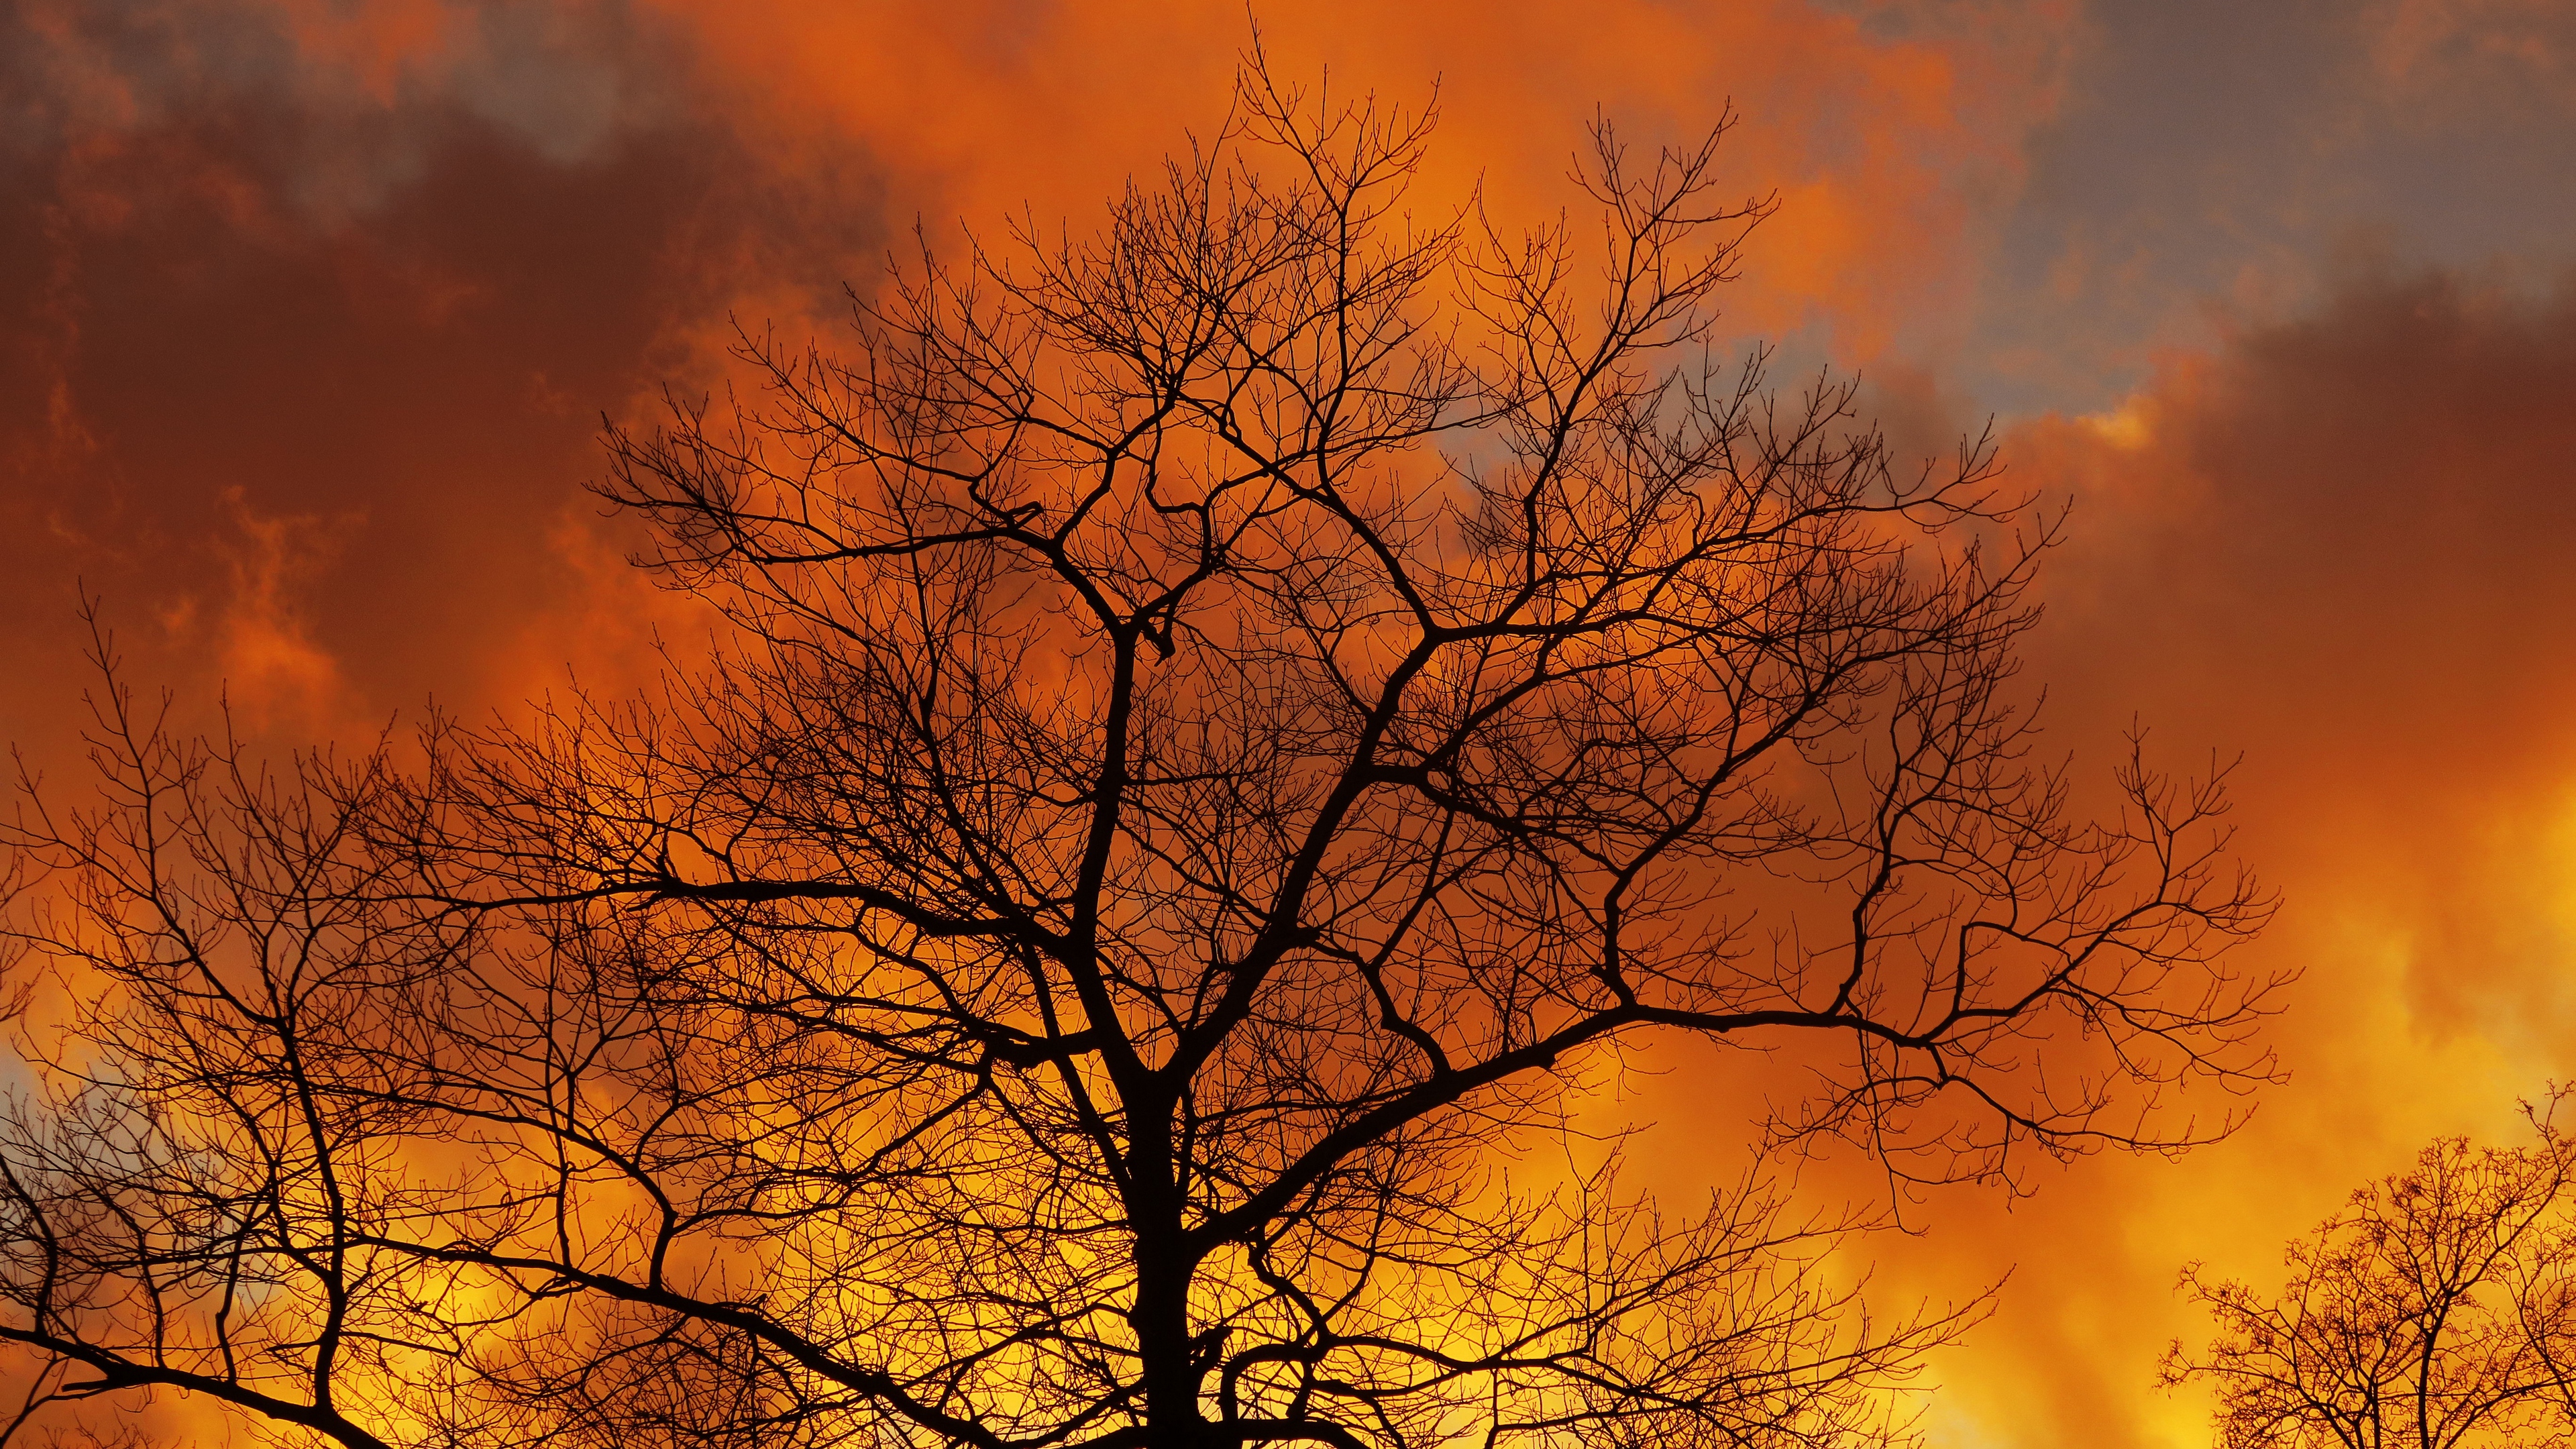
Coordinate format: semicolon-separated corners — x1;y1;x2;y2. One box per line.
1949;0;2576;416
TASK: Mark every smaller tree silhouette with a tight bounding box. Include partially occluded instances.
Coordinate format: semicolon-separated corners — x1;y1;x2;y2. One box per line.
2163;1095;2576;1449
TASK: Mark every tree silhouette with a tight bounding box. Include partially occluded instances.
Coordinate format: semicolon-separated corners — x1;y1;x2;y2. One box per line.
0;58;2277;1449
2164;1099;2576;1449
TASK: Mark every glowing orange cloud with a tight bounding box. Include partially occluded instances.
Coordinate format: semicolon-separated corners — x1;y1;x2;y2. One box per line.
1870;268;2576;1449
3;0;2076;742
653;0;2072;353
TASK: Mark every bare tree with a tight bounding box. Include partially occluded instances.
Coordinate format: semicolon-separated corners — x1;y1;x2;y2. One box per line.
2163;1099;2576;1449
0;56;2277;1449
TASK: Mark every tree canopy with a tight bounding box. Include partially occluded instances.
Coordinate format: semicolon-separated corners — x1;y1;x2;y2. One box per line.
0;58;2278;1449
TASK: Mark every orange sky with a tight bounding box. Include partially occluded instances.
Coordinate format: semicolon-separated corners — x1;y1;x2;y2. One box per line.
6;2;2576;1445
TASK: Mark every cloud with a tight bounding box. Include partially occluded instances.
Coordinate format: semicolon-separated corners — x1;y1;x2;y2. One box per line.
0;0;881;754
1886;262;2576;1449
642;0;2075;353
1;0;2084;751
211;484;352;731
1957;0;2576;419
2366;0;2575;111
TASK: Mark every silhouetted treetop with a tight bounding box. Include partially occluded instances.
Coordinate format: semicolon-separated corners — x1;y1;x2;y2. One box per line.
0;54;2278;1449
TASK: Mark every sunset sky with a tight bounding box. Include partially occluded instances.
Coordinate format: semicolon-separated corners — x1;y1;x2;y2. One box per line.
7;2;2576;1444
